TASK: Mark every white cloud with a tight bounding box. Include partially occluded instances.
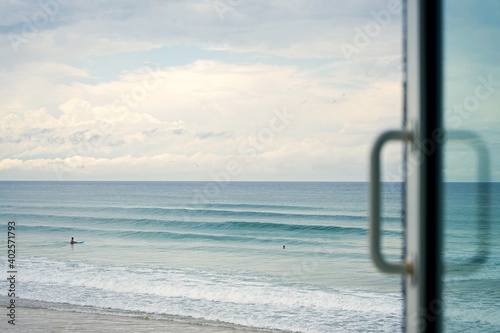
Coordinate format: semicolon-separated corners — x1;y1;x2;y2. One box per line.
0;0;411;180
0;54;404;180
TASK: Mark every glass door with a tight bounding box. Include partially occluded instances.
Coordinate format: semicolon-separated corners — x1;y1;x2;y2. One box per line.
442;1;500;332
404;1;444;332
370;1;499;332
369;1;445;331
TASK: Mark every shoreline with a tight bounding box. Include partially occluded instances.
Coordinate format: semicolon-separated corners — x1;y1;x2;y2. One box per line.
1;306;279;333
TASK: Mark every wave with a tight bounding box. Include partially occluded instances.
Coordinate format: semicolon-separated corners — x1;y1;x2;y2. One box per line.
195;202;329;211
1;207;402;224
0;202;334;213
0;256;403;333
18;220;402;242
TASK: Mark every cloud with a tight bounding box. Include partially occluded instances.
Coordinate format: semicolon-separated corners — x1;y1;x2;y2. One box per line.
0;53;403;180
0;0;411;181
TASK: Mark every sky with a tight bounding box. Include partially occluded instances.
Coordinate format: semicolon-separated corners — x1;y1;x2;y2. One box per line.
0;0;498;181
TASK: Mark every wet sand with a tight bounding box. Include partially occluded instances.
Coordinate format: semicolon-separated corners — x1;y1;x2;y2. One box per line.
0;307;273;333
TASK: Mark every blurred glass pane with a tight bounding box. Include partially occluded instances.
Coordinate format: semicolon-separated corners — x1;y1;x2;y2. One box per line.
443;1;500;331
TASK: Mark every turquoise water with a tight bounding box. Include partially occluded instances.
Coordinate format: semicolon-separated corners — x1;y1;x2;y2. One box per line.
0;182;498;332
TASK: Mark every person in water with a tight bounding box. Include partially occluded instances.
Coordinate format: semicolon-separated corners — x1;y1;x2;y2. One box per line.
70;237;75;244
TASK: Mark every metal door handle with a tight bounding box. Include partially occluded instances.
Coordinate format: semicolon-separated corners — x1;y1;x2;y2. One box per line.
370;130;413;275
446;131;490;270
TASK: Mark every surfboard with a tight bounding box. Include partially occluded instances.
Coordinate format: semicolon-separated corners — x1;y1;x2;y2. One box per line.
71;241;84;244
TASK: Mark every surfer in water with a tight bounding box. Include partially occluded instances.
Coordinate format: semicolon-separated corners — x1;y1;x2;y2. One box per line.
70;237;75;244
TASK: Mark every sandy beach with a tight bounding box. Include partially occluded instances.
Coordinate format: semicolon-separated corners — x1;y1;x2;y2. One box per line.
0;307;273;333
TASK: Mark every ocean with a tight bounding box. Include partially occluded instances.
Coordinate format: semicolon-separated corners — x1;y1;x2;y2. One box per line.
0;181;498;332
